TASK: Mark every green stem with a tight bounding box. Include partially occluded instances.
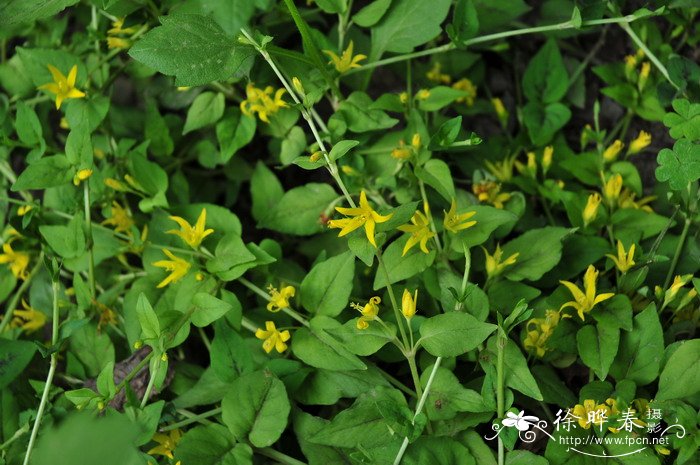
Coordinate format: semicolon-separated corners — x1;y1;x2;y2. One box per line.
22;279;60;465
257;447;308;465
496;332;506;465
663;217;691;289
392;357;443;465
347;13;659;76
238;277;310;327
406;353;423;400
140;358;159;408
618;21;680;90
83;181;96;299
160;407;223;431
0;254;44;334
376;251;409;348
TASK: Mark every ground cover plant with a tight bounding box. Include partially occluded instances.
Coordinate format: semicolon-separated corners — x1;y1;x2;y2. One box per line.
0;0;699;464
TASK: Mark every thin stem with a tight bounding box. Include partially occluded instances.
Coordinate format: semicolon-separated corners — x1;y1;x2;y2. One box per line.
0;254;44;333
257;447;308;465
376;251;409;348
496;333;506;465
22;279;60;465
406;353;423;400
417;180;442;253
140;358;159;408
83;181;96;298
238;277;310;327
664;217;691;289
392;357;443;465
0;161;32;202
618;22;679;90
160;407;222;431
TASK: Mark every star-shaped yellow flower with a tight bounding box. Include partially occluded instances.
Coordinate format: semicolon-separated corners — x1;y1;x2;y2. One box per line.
38;64;86;110
267;285;295;312
101;201;134;234
11;300;46;333
152;249;191;288
351;296;381;329
560;265;614;321
0;240;30;280
443;199;477;233
255;321;291;353
240;83;287;123
328;191;392;247
324;41;367;74
606;240;635;273
401;289;418;319
483;244;518;278
398;208;435;256
167;208;214;249
147;429;182;459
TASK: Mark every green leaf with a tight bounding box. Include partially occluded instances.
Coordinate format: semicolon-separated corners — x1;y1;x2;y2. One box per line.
371;0;452;56
353;0;392;27
421;367;489;420
183;92;225;135
655;139;700;190
145;99;173;157
136;293;160;341
404;436;476;465
259;183;337;236
0;0;80;26
418;86;471;112
128;14;254;86
457;205;517;248
373;236;435;289
300;251;355;316
39;214;86;259
175;424;253;465
14;101;43;146
216;109;256;163
609;304;663;386
65;124;93;166
191;293;233;327
315;0;347;14
330;319;397;356
12;155;73;191
522;101;572;146
329;139;359;161
656;339;700;400
292;317;367;371
250;162;284;223
419;312;497;357
482;336;543;400
471;0;530;32
576;324;619;380
221;370;290;448
329;92;399;134
447;0;479;45
0;339;36;389
522;39;568;103
501;227;572;281
663;98;700;140
210;321;254;382
206;233;257;279
416;159;455;202
429;116;462;149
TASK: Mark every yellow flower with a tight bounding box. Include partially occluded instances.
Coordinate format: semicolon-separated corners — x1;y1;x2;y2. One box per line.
328;191;392;247
523;329;548;357
341;165;360;176
472;181;511;209
452;78;477;106
582;193;602;226
603;174;623;204
59;117;70;129
97;304;118;331
255;321;291;353
147;429;182;459
152;249;191;288
516;152;537;178
167;208;214;249
603;140;624;163
618;189;655;213
101;201;134;234
107;37;131;49
443;199;477;233
485;154;517;182
38;64;86;110
240;83;288;123
397;207;435;256
572;400;610;429
0;240;30;280
483;244;519;278
491;98;508;127
524;309;566;358
624;55;637;72
11;300;46;333
104;178;128;191
639;62;651;89
323;41;366;74
426;62;451;84
416;89;431;100
108;17;137;35
292;76;304;96
267;285;295;312
560;265;615;321
401;289;417;319
72;168;93;186
665;275;691;305
399;92;408;104
351;296;380;330
17;205;33;216
542;146;553;174
411;133;421;150
606;241;635;273
628;130;651;155
391;140;412;160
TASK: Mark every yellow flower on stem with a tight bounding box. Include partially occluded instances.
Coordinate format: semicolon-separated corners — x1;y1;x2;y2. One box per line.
11;300;46;333
38;65;86;110
443;199;477;234
167;208;214;249
606;241;636;273
240;83;288;123
542;146;554;174
401;289;418;319
107;37;131;50
323;40;366;74
152;249;191;288
0;240;30;280
603;174;623;204
108;18;137;35
582;193;602;226
267;285;296;312
452;78;477;106
328;191;392;247
560;265;615;321
255;321;291;353
391;140;412;160
101;201;134;234
73;168;93;186
483;244;519;278
351;296;380;330
416;89;431;100
628;130;651;155
485;154;517;182
603;140;624;163
472;181;511;209
147;429;182;459
397;207;435;256
618;189;655;213
17;205;33;216
664;274;691;306
426;62;451;84
491;98;508;127
572;400;610;429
